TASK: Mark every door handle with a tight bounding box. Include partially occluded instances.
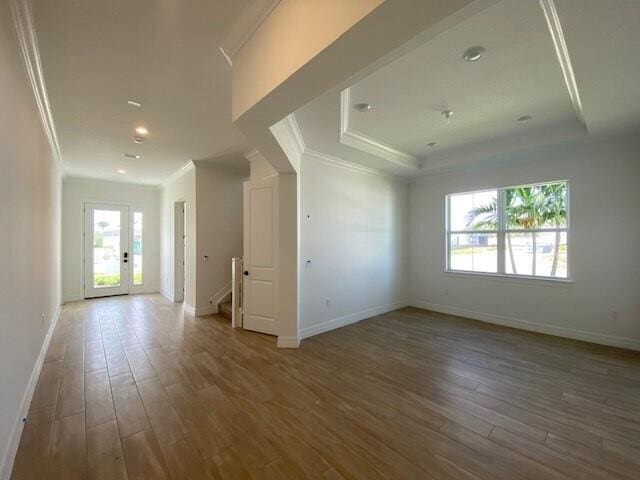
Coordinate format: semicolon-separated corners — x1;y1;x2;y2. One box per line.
243;270;249;276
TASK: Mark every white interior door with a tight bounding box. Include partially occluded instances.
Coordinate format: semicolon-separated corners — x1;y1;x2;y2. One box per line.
84;203;130;298
243;176;278;335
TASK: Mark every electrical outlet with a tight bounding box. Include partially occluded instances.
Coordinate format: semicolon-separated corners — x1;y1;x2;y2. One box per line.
610;310;619;322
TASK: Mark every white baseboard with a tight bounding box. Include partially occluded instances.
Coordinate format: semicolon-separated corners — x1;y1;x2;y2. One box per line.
0;305;62;480
160;289;174;303
277;336;300;348
62;292;83;303
412;300;640;351
194;304;219;316
184;304;196;316
300;300;409;340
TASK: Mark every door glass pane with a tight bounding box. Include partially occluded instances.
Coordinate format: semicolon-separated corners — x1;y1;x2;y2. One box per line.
449;233;498;273
93;210;121;287
133;212;143;285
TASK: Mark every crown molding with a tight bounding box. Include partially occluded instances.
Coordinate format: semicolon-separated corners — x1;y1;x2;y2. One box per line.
162;161;195;186
269;113;306;170
304;149;407;183
10;0;62;166
340;88;422;171
243;148;264;162
220;0;281;62
539;0;587;133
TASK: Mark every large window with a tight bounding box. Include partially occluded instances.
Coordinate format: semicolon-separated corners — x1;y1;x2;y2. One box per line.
446;181;568;279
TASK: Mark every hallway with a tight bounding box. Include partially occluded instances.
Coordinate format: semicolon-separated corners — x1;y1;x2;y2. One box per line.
10;295;640;479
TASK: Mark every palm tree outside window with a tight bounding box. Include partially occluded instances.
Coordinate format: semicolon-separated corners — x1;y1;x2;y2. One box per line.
446;181;569;279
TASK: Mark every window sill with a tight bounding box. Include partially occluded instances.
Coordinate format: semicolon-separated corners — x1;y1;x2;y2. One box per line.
444;270;573;286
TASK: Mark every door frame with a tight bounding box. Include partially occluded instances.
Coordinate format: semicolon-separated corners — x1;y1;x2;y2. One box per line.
173;200;186;303
83;202;130;298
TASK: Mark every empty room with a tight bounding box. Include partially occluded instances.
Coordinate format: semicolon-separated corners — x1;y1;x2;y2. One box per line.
1;0;639;479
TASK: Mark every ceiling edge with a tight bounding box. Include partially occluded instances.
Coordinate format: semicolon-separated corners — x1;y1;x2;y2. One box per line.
162;161;195;187
304;148;408;183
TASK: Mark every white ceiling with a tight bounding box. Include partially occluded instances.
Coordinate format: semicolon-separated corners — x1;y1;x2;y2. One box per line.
33;0;250;185
295;0;640;178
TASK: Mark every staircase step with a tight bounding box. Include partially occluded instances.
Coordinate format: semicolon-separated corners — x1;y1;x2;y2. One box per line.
220;302;232;320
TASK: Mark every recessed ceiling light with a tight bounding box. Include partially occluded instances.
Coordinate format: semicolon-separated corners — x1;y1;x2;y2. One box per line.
127;100;142;108
117;169;126;174
135;126;149;135
122;153;141;159
441;109;454;124
353;103;372;112
426;142;437;148
133;137;144;144
463;46;485;62
517;115;533;123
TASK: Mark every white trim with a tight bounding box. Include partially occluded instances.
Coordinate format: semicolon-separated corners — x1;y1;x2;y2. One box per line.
160;288;175;303
10;0;62;167
220;0;281;59
162;161;194;186
411;301;640;352
269;114;306;170
194;305;219;316
304;149;407;183
340;88;421;171
243;149;262;162
184;304;196;316
281;113;306;159
276;336;300;348
300;300;409;340
539;0;587;132
0;305;62;480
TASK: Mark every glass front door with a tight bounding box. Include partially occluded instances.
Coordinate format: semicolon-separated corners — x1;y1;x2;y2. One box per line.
84;203;130;298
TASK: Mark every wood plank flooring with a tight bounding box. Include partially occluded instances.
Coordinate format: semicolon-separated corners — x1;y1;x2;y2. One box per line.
11;294;640;479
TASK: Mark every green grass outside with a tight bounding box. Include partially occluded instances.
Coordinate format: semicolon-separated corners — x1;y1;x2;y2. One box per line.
94;272;143;286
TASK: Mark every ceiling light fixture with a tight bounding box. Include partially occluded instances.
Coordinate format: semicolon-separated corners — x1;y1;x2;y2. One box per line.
426;142;437;148
127;100;142;108
463;46;485;62
122;153;141;159
517;115;533;123
117;169;126;174
133;136;144;144
135;126;149;135
353;103;372;112
441;109;454;124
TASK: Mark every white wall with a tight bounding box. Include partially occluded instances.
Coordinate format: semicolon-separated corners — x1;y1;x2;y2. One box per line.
409;136;640;349
160;165;196;308
62;177;161;302
0;5;62;476
300;152;409;338
194;162;246;311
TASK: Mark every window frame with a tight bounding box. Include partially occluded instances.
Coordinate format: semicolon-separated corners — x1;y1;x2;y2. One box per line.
445;180;570;282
